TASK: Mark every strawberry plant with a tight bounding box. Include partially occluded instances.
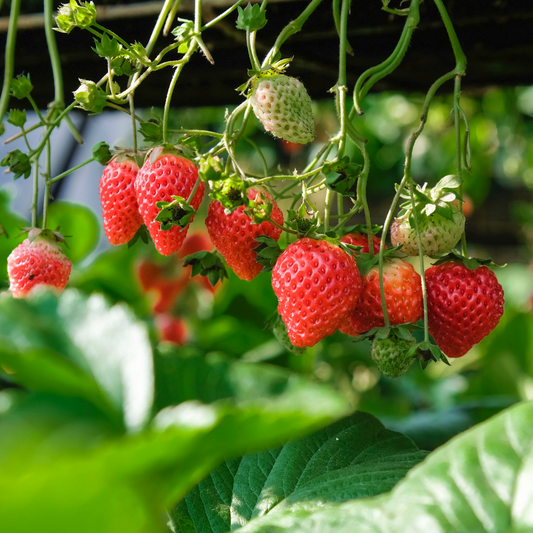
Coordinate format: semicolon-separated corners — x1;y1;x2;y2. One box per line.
1;0;530;532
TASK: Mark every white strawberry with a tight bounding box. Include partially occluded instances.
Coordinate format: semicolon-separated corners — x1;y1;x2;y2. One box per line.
249;75;315;145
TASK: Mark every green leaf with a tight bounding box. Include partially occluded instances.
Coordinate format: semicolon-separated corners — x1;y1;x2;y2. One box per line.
1;149;31;179
92;33;121;58
0;393;165;533
44;201;99;263
434;174;462;191
236;4;268;32
253;235;282;272
169;411;428;532
0;290;154;430
183;251;228;286
236;401;533;533
92;141;112;165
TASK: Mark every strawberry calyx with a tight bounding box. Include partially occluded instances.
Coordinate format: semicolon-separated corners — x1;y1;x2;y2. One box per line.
145;144;196;166
155;196;197;230
182;250;228;287
430;250;505;270
20;227;69;251
350;245;404;276
109;147;144;168
353;324;450;373
238;58;293;95
397;174;463;224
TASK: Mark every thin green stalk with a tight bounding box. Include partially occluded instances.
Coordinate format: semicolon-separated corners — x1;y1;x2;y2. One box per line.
163;0;183;36
432;0;467;72
0;0;21;129
324;188;332;233
31;160;39;227
129;94;137;153
454;75;468;256
42;140;52;229
185;176;201;204
245;138;268;177
263;0;324;65
337;192;344;219
407;180;429;342
351;0;421;117
50;157;95;184
44;0;64;106
146;0;176;57
201;0;246;30
247;30;261;71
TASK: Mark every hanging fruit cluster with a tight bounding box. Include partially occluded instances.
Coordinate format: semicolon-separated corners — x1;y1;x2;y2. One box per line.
1;0;505;377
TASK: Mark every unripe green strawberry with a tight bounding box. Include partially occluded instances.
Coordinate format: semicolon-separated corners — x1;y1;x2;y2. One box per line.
371;332;417;378
250;75;315;145
391;209;465;257
7;229;72;298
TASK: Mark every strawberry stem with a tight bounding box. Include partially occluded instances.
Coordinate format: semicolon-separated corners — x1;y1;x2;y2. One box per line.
0;0;21;131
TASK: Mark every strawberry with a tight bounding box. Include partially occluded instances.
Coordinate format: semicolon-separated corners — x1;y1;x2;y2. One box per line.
391;209;465;257
205;189;283;281
99;159;143;245
425;261;505;358
137;259;189;313
7;229;72;298
340;258;423;336
272;238;362;347
250;74;315;145
391;175;465;257
371;331;417;378
135;151;204;256
156;313;188;345
340;232;382;255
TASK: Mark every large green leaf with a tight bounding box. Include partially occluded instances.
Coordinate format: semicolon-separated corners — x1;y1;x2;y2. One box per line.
0;393;166;533
0;383;349;533
44;201;100;263
236;401;533;533
169;411;428;532
0;289;154;430
154;347;317;412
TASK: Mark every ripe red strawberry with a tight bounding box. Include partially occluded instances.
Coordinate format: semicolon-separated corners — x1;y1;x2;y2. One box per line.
137;259;189;313
156;313;188;345
340;258;423;336
135;152;204;255
205;189;283;281
341;232;382;255
272;238;362;347
99;159;143;245
7;229;72;298
425;262;504;357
